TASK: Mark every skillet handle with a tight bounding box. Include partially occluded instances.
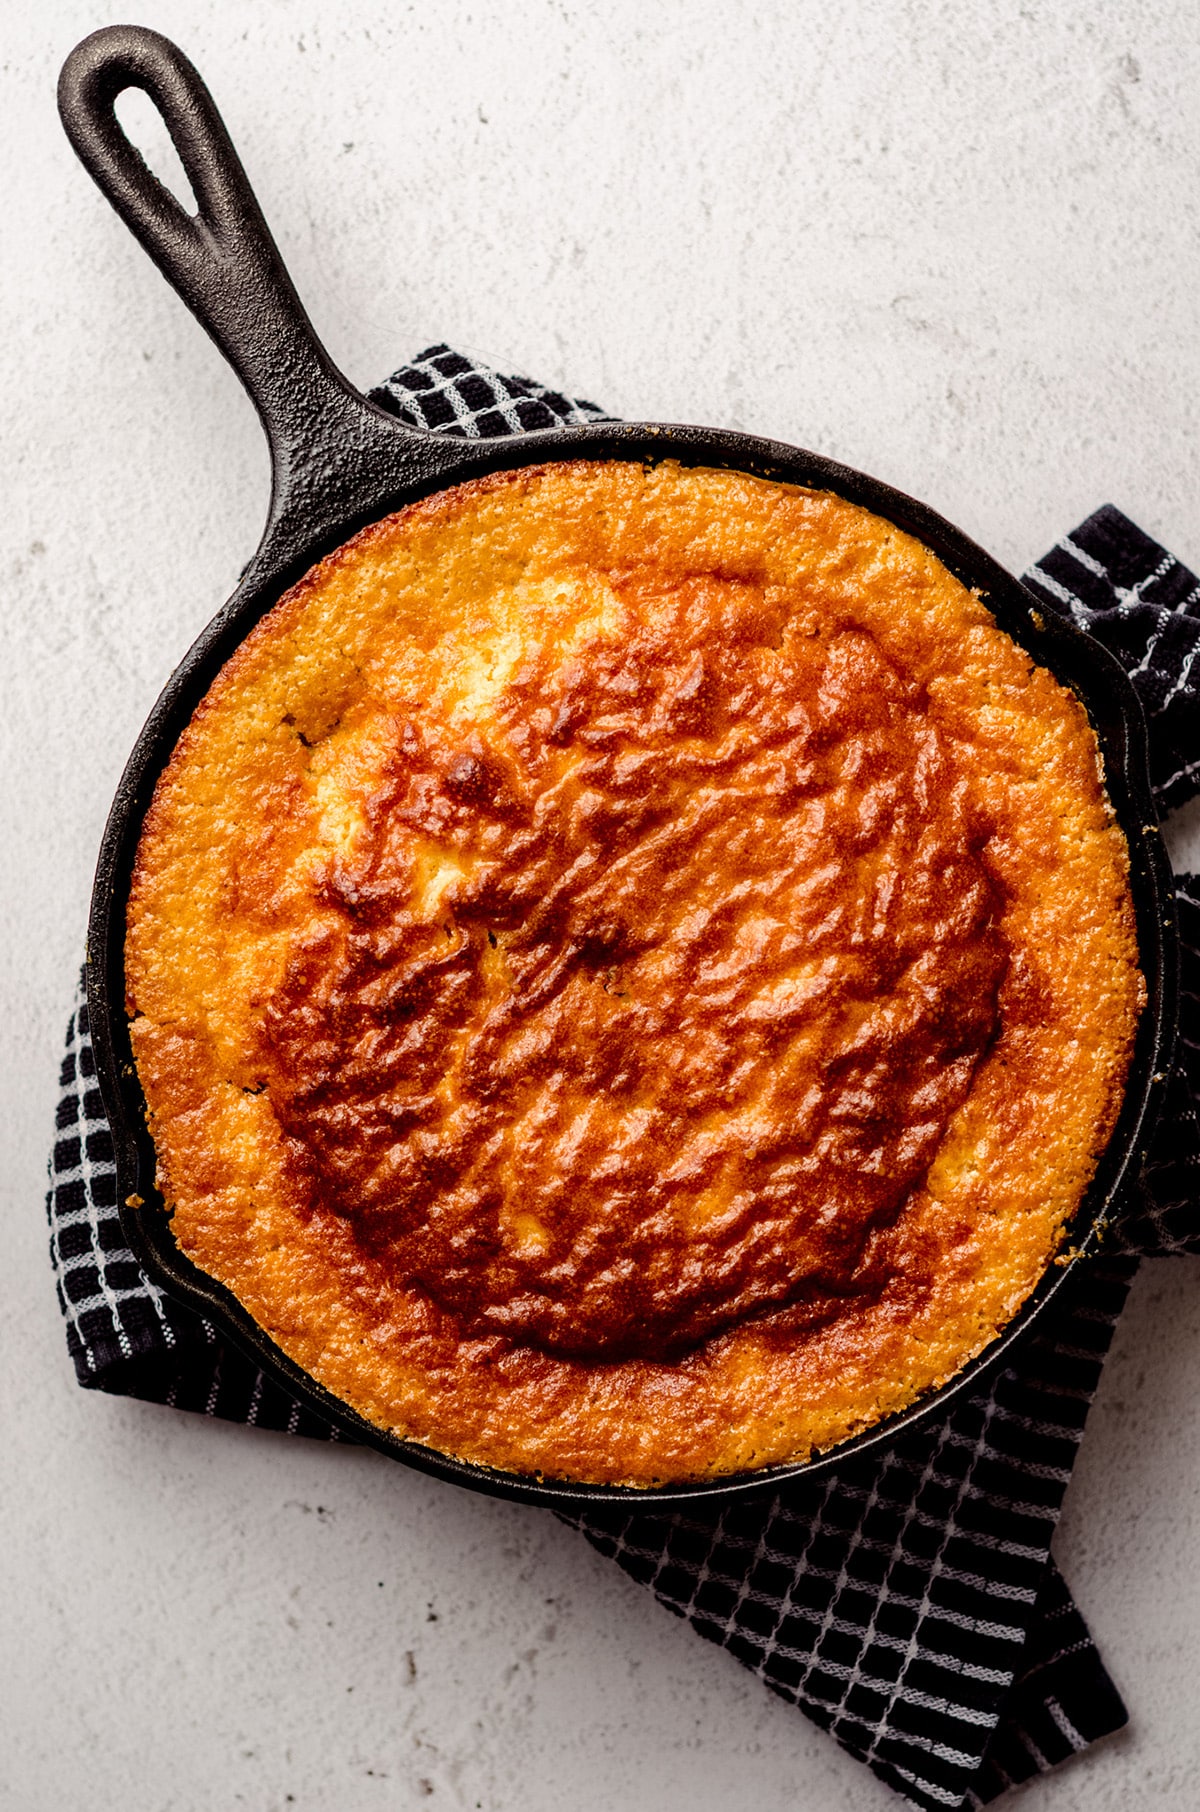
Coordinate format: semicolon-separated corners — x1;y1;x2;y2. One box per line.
57;25;458;554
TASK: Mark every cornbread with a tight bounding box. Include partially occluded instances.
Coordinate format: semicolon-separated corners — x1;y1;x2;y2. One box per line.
126;460;1144;1485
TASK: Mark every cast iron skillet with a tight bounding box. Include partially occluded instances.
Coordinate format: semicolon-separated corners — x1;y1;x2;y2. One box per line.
60;24;1177;1508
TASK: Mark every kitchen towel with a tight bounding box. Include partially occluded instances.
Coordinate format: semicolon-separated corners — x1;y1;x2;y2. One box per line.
47;345;1200;1811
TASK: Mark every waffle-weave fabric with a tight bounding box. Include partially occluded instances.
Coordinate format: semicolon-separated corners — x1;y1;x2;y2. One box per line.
46;345;1200;1810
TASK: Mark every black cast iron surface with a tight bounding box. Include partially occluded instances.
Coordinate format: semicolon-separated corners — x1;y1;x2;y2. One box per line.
58;24;1178;1508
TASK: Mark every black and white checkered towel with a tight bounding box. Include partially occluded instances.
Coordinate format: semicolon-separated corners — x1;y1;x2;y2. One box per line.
47;348;1200;1811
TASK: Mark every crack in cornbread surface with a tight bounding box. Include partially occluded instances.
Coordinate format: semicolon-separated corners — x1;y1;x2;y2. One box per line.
126;460;1143;1484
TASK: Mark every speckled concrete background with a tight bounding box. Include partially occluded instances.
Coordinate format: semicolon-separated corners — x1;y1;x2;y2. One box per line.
5;4;1200;1808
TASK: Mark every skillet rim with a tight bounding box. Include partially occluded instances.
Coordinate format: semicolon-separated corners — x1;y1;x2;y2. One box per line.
87;418;1179;1508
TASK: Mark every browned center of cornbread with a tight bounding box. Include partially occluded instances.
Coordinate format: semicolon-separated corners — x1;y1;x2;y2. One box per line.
261;608;1007;1361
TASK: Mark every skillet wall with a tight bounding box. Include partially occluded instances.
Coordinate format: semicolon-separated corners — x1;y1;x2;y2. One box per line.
89;417;1178;1507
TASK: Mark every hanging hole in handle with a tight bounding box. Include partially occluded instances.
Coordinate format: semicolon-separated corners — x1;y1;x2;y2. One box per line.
112;86;200;218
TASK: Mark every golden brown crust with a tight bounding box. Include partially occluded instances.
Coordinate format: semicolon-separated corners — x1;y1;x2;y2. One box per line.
126;460;1144;1484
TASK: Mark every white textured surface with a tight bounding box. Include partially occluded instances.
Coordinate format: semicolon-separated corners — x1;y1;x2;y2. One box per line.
3;3;1200;1807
